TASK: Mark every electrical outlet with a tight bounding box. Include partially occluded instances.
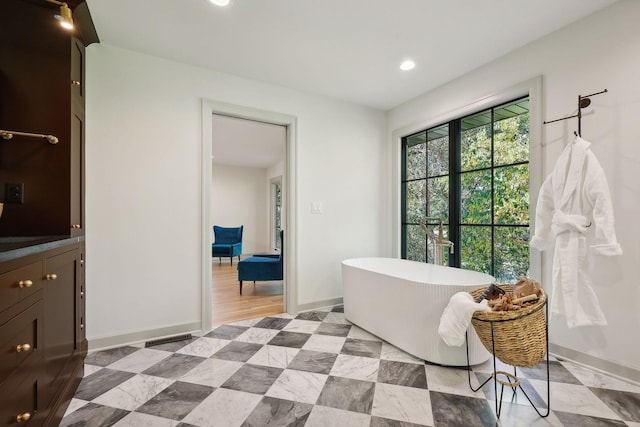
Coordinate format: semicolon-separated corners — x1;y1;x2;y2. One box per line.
5;183;24;203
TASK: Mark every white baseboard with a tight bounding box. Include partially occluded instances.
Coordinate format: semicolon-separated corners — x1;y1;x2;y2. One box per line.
550;343;640;385
88;322;202;352
296;297;343;313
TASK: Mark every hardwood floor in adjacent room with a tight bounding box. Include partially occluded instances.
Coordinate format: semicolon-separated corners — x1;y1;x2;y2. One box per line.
211;259;284;326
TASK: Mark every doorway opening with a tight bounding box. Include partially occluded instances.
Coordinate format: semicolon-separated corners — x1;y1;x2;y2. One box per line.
201;100;298;332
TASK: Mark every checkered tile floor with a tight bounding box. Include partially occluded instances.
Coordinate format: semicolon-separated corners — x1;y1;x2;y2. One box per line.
62;306;640;426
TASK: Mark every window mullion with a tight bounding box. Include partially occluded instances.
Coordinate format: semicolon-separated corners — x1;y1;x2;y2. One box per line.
450;120;460;267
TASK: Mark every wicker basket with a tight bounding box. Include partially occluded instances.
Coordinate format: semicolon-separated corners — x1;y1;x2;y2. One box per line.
469;284;547;368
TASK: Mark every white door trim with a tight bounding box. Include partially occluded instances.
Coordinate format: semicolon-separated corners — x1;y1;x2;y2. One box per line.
201;99;298;331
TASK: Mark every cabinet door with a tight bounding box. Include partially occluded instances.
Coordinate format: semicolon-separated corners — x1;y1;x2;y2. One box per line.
70;104;84;236
42;249;80;405
70;38;84;104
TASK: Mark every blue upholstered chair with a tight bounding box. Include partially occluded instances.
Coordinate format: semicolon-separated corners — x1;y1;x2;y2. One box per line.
237;230;283;295
212;225;243;265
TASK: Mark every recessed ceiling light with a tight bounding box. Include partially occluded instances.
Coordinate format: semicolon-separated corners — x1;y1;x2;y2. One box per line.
209;0;231;6
400;60;416;71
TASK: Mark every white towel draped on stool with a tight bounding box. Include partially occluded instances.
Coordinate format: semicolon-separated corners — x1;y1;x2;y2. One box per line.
438;292;491;346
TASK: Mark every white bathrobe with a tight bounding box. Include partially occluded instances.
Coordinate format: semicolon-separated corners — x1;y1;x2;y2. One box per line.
530;136;622;328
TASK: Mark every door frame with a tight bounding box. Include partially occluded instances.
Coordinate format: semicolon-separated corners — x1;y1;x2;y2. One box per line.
201;99;297;331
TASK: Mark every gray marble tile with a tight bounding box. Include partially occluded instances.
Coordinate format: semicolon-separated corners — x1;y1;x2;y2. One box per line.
136;381;215;420
142;354;207;379
241;396;313;427
113;412;180;426
554;410;628;426
221;364;283;394
429;391;496;427
296;311;329;321
377;360;427;389
145;338;197;352
520;361;582;385
316;375;376;414
205;324;249;339
316;322;352;337
589;387;640;422
59;402;129;427
331;305;344;313
74;369;136;401
85;346;141;367
267;331;311;348
175;423;199;427
341;338;383;359
211;341;264;362
370;416;429;427
288;350;338;374
253;316;292;330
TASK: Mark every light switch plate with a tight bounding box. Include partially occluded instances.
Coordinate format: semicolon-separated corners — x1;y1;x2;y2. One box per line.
311;201;323;214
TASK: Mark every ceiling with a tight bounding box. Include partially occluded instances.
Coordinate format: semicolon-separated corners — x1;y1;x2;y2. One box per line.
211;115;286;168
85;0;616;111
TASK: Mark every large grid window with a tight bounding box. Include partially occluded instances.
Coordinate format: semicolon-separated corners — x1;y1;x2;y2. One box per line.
401;97;530;282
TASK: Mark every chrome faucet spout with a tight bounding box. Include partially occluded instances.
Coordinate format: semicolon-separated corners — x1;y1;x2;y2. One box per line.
420;217;455;265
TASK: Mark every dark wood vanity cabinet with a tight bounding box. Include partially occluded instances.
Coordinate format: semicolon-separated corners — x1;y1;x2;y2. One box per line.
0;242;86;427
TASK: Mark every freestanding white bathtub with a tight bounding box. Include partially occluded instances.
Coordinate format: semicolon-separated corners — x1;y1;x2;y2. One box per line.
342;257;495;366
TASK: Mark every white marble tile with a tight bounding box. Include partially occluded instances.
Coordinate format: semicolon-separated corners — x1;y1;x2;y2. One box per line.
246;344;300;368
380;342;423;364
371;382;433;426
625;423;640;427
305;405;371;427
330;354;380;382
266;369;328;404
84;364;103;376
107;348;172;373
92;374;174;411
112;412;179;427
528;379;621;420
179;358;243;388
302;334;346;354
63;398;89;416
426;364;484;398
347;326;382;342
472;356;514;375
282;319;321;334
234;327;280;344
323;312;351;325
228;317;261;327
130;342;146;348
176;337;230;358
488;401;562;427
561;361;640;393
181;387;262;427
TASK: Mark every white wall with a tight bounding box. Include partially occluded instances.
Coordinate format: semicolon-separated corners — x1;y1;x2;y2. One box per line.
211;164;267;255
387;1;640;373
85;44;386;343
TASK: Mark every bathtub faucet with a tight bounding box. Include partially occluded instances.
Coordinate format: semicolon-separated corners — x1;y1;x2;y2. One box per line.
419;217;454;266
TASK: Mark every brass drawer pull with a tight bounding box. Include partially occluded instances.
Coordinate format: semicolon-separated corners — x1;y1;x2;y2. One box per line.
80;291;84;297
45;274;58;281
71;224;81;229
80;324;84;330
71;80;81;86
18;280;33;288
16;412;31;423
16;343;32;353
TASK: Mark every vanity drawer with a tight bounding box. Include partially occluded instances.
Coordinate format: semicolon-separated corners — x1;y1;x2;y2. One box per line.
0;362;43;427
0;301;43;388
0;262;43;313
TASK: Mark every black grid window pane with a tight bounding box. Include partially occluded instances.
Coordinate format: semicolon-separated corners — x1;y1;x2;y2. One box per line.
460;170;491;224
494;110;530;167
427;177;449;221
460;226;492;275
405;224;426;263
494;226;531;282
405;180;426;223
494;164;529;225
461;114;491;172
406;142;426;180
